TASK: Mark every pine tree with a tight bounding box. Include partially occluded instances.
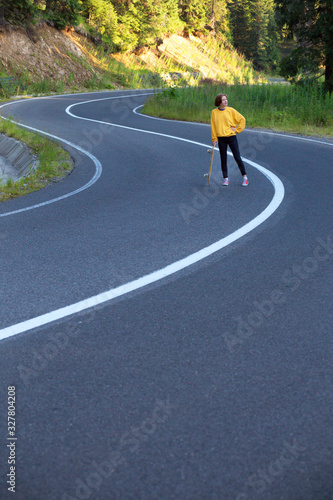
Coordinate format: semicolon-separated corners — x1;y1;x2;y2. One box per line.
229;0;252;54
81;0;120;49
0;0;35;22
144;0;182;39
212;0;231;39
44;0;81;29
276;0;333;92
229;0;278;70
179;0;210;34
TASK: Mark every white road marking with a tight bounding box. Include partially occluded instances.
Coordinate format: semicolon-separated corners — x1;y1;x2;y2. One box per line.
0;92;153;217
65;95;210;147
133;105;333;146
0;93;285;341
0;106;103;218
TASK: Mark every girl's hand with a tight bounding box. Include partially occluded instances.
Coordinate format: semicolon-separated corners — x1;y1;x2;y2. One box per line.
213;140;218;146
230;126;236;132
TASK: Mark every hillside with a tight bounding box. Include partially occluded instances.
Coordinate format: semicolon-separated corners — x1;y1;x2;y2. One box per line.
0;23;111;91
0;22;264;96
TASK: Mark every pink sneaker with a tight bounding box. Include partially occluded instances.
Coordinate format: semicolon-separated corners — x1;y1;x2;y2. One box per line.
222;178;229;186
242;177;249;186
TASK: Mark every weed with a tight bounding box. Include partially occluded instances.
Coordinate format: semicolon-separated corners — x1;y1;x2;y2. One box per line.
0;118;74;202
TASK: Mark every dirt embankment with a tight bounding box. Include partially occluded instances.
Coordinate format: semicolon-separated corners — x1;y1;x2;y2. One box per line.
0;22;107;88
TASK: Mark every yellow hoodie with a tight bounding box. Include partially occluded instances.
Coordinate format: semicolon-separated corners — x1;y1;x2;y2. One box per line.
211;107;246;142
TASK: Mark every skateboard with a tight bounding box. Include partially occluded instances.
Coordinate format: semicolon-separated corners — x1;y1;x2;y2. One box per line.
204;145;215;186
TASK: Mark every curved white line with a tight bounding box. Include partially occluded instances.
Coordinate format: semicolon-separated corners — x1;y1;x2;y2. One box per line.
0;93;285;341
0;92;154;217
0;165;284;341
0;108;103;218
133;105;333;146
65;96;206;147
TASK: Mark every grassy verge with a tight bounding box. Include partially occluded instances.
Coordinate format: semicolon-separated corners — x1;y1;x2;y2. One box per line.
0;118;74;202
142;83;333;137
0;67;158;99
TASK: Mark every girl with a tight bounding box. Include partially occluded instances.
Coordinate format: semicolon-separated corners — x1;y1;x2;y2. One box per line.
211;94;248;186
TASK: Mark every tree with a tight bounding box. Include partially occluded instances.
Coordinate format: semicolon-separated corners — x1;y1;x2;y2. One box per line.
115;0;144;50
0;0;35;22
249;0;279;70
108;0;182;50
229;0;278;70
178;0;209;33
276;0;333;92
142;0;182;41
212;0;232;39
229;0;252;53
81;0;120;48
44;0;81;29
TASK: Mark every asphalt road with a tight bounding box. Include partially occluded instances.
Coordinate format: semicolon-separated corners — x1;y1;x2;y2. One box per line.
0;90;332;500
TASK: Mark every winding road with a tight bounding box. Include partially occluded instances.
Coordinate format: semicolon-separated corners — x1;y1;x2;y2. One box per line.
0;90;332;500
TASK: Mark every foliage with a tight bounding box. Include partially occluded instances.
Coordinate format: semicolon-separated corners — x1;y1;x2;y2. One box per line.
179;0;208;33
108;0;183;50
81;0;120;49
229;0;279;71
0;0;296;80
213;0;232;40
43;0;81;29
141;0;183;42
276;0;333;93
0;0;35;22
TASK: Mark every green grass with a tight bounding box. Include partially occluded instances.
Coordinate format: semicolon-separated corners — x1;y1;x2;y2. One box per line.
0;117;74;202
142;82;333;137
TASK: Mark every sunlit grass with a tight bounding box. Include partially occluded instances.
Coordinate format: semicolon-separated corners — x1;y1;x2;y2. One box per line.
142;83;333;137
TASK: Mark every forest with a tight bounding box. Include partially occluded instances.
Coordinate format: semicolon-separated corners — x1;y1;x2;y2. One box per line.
0;0;332;92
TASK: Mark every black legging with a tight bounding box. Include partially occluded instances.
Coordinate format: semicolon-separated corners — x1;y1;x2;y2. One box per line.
217;135;246;178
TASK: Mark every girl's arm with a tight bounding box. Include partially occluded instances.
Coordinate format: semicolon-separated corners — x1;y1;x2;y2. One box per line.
233;109;246;133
